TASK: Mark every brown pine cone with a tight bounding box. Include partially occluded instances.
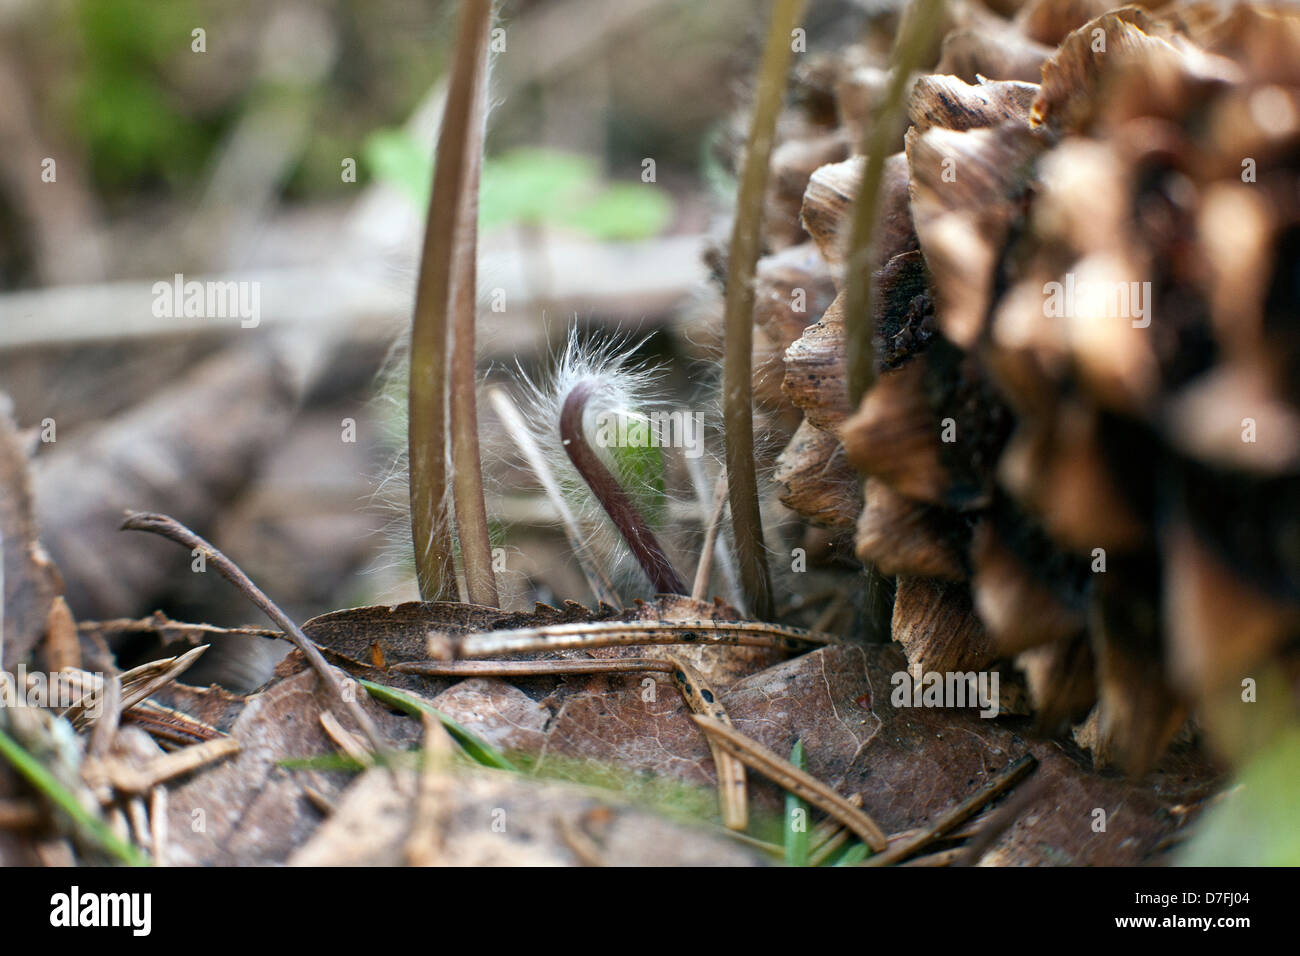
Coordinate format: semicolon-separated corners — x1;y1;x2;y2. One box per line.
767;0;1300;771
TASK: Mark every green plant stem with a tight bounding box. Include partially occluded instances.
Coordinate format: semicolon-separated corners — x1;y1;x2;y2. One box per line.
843;0;944;405
449;6;499;609
723;0;806;621
409;0;493;602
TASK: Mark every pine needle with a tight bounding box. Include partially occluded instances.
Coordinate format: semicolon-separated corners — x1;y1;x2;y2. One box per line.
691;714;888;851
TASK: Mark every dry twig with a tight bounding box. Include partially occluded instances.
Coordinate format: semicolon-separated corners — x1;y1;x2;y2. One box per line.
120;512;388;756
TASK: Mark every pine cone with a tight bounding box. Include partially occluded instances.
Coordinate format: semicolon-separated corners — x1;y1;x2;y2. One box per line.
768;0;1300;771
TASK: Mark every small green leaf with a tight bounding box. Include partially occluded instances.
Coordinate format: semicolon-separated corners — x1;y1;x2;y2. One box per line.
360;679;518;772
784;738;809;867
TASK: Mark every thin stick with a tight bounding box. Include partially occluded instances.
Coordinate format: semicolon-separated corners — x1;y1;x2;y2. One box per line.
123;700;224;749
320;711;374;768
691;472;729;602
449;2;498;608
664;654;747;831
691;715;888;851
106;737;241;794
0;799;41;829
87;674;121;759
862;753;1037;866
118;645;208;714
807;824;851;867
720;828;784;858
63;645;209;731
901;847;965;866
46;597;81;674
487;386;618;606
407;710;454;866
806;792;864;866
396;658;674;677
723;0;806;620
842;0;945;404
957;772;1048;866
557;814;606;866
126;796;151;854
409;0;494;602
120;512;388;756
149;787;168;866
446;618;833;659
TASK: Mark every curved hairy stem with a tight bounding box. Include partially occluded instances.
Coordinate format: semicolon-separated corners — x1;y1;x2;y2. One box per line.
722;0;806;621
559;380;686;595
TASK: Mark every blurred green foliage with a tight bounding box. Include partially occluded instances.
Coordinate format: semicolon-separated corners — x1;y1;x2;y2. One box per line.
1180;726;1300;865
65;0;217;192
364;130;673;240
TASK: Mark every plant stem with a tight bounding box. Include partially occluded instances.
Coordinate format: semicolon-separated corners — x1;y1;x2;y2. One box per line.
560;381;686;595
723;0;805;621
843;0;945;405
409;0;493;602
449;5;499;608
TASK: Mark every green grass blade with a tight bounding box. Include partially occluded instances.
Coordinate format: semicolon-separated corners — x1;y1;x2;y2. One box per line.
834;842;870;866
360;679;517;771
784;738;809;866
0;725;150;866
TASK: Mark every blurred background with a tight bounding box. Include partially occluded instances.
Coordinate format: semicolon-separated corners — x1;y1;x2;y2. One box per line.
0;0;879;686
